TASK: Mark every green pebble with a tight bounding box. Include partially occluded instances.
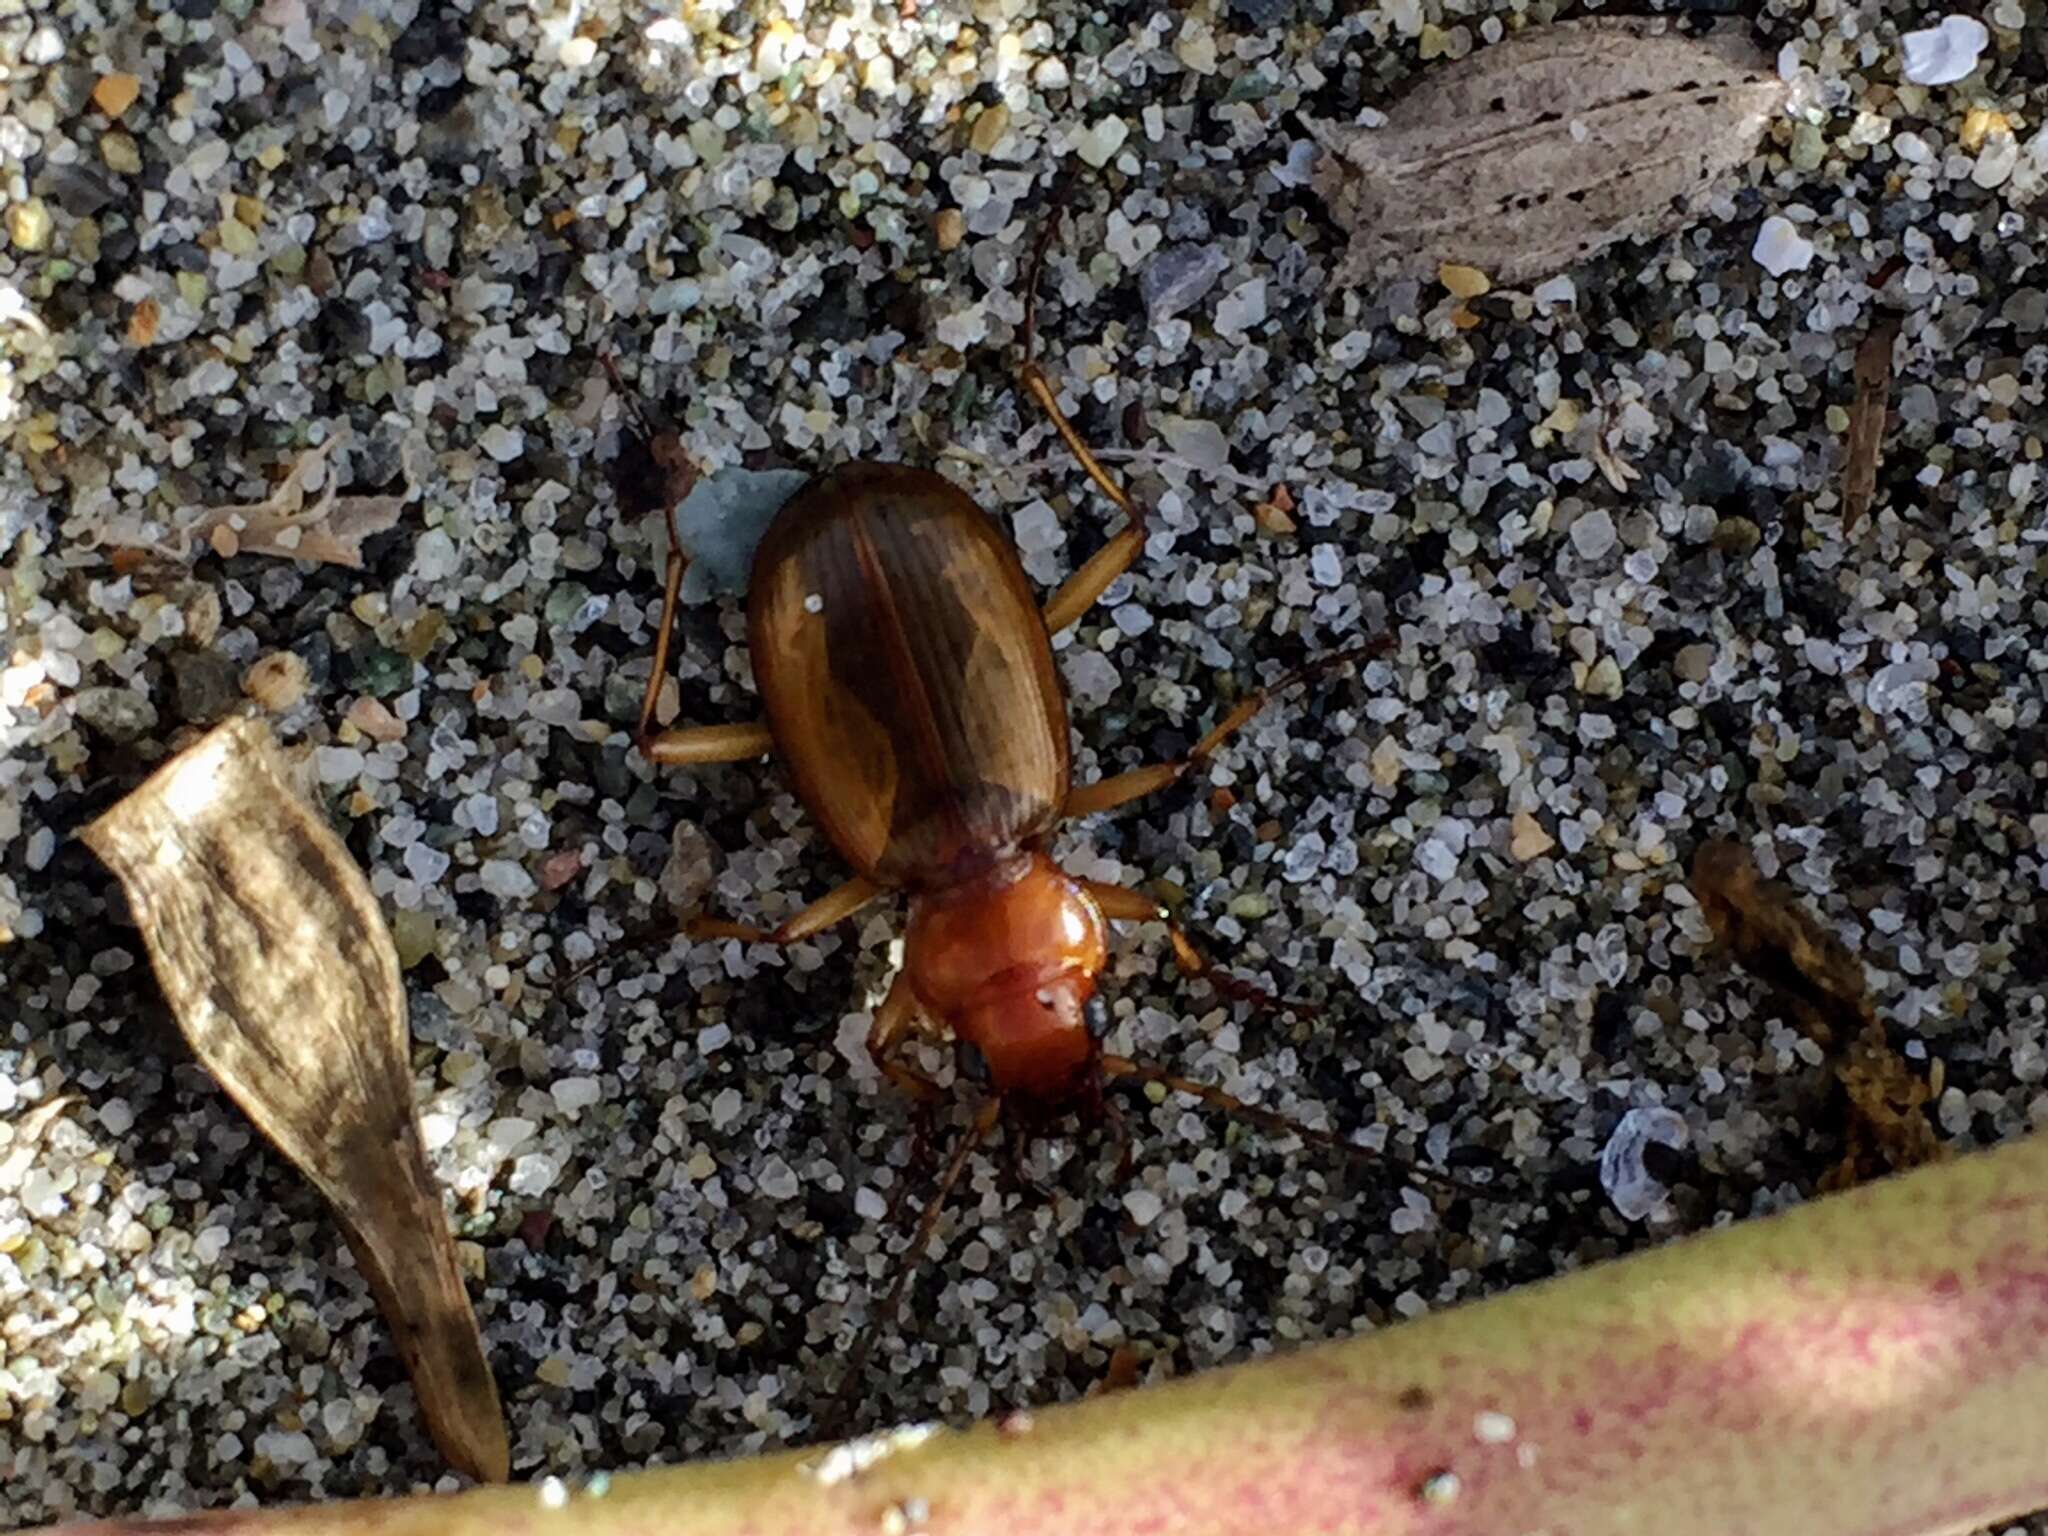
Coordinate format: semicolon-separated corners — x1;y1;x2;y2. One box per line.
390;909;438;970
544;581;599;633
1790;122;1825;171
351;646;411;697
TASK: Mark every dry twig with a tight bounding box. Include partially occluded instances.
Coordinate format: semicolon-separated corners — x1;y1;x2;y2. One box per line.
1691;839;1944;1188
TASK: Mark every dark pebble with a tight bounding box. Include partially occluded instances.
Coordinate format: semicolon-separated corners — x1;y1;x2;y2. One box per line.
2002;288;2047;333
289;631;334;690
169;651;239;726
1228;0;1300;27
1684;441;1755;504
349;647;412;698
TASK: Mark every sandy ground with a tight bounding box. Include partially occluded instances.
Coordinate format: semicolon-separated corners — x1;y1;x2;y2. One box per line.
2;0;2045;1527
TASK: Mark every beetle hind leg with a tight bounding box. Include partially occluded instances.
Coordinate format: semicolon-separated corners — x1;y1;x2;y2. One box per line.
630;484;776;766
640;721;776;765
1020;213;1151;636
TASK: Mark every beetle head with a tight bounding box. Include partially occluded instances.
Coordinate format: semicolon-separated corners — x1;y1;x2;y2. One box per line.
904;852;1109;1104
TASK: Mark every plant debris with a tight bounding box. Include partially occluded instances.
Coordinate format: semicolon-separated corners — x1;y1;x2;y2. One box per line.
91;431;405;569
81;719;509;1483
1308;19;1787;286
1842;317;1901;532
1092;1345;1145;1396
1690;841;1945;1189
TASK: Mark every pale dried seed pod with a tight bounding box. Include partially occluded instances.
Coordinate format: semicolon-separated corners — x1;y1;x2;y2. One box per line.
1308;18;1789;287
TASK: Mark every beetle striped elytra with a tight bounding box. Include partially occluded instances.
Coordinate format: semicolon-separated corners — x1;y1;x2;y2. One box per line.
612;219;1474;1396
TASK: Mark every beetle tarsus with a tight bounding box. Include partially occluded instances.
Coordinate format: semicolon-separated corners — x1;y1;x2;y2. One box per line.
833;1099;1003;1421
1098;1053;1490;1200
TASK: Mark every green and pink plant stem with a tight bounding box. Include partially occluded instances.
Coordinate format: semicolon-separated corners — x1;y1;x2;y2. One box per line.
45;1128;2048;1536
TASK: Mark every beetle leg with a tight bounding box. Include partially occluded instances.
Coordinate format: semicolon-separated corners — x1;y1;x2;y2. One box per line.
865;970;947;1105
633;498;691;751
1020;215;1151;636
1026;367;1149;636
1062;642;1380;819
640;721;776;765
1081;879;1310;1017
1097;1053;1486;1200
630;493;773;765
1062;762;1186;820
688;875;882;947
997;1099;1053;1201
832;1096;1002;1425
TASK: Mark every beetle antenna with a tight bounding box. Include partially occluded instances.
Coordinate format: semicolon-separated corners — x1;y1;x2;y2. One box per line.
599;348;676;439
834;1098;1003;1419
1096;1054;1490;1199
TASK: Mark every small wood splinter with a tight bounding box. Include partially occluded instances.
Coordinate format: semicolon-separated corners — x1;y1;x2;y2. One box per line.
1842;316;1900;533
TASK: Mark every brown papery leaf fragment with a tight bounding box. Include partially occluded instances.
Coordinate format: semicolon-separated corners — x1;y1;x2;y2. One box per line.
1842;316;1900;533
1691;840;1944;1189
82;719;508;1482
1093;1345;1145;1397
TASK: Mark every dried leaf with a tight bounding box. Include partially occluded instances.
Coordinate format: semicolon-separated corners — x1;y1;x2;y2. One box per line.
1842;316;1900;532
82;719;508;1482
91;431;406;569
1310;19;1787;286
1690;840;1944;1187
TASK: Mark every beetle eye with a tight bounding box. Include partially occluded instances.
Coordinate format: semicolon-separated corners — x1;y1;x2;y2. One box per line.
1084;995;1110;1041
955;1039;990;1085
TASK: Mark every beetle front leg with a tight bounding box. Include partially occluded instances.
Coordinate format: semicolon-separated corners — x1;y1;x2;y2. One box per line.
865;970;947;1104
1081;879;1311;1017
